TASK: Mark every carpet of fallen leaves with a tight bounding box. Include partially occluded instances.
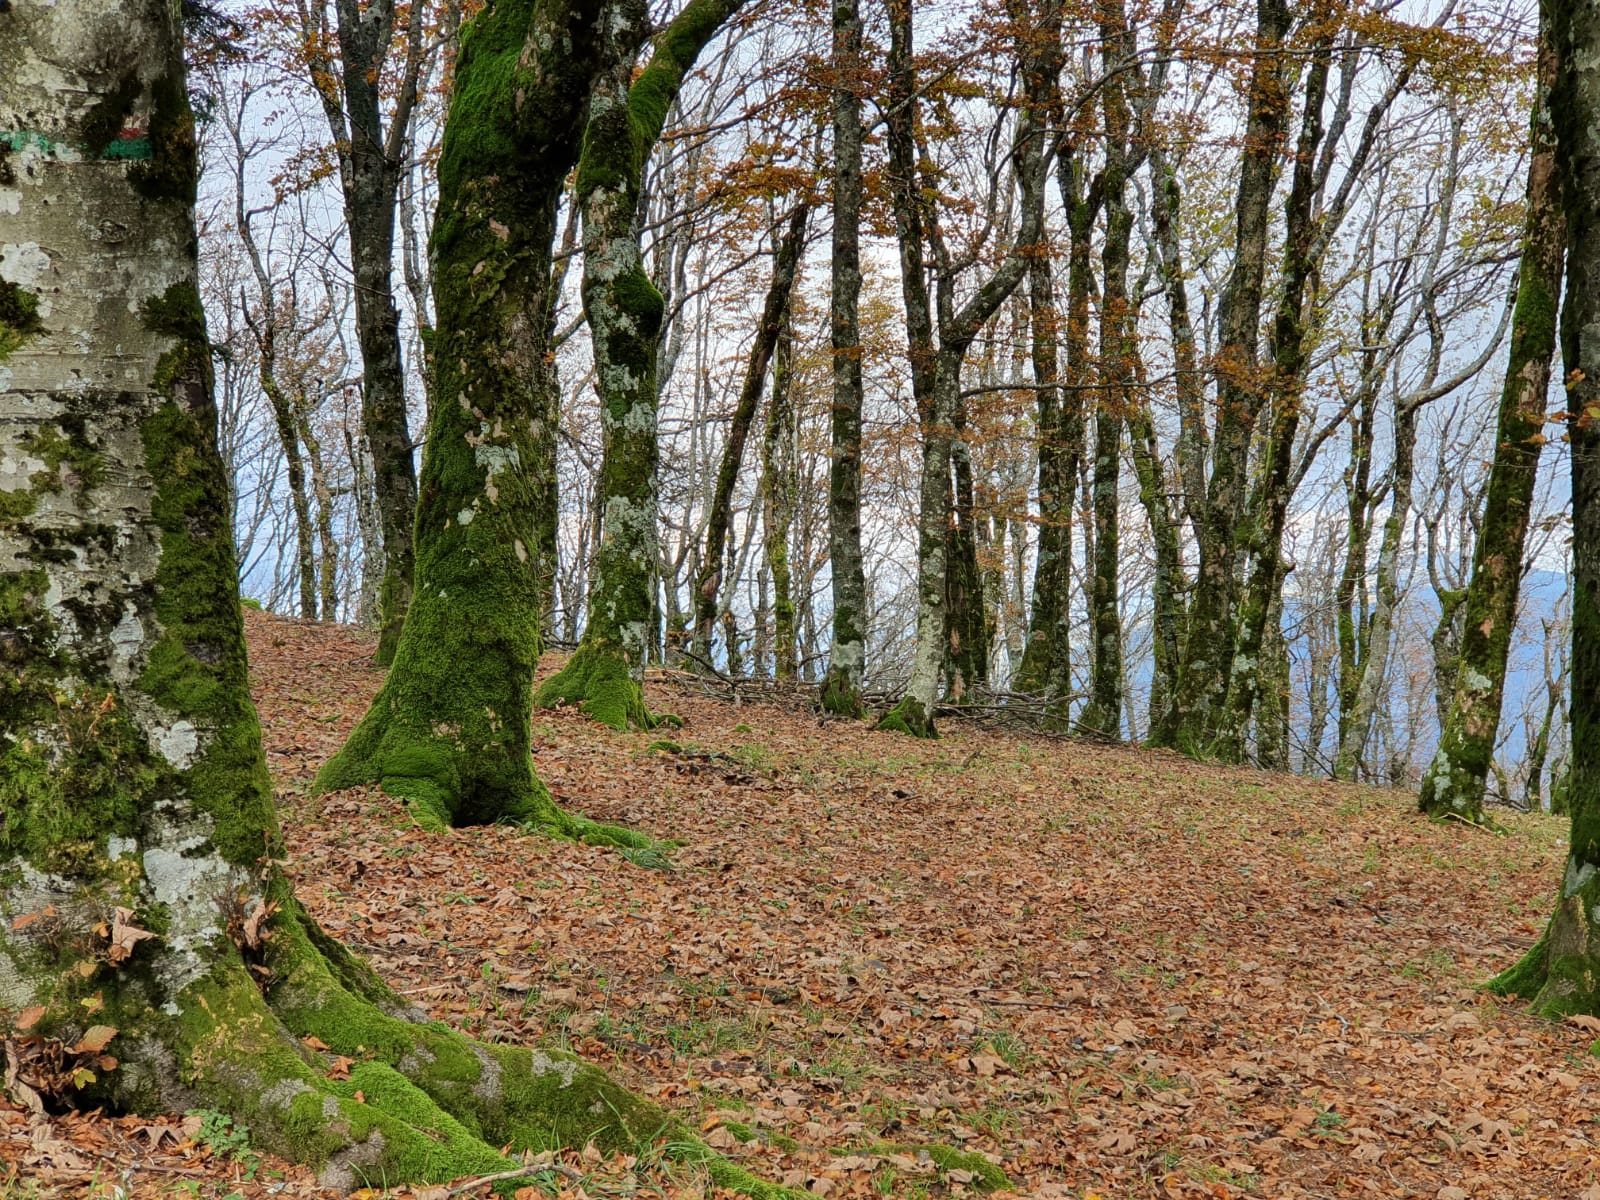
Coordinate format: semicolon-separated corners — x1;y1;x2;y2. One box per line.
8;610;1599;1200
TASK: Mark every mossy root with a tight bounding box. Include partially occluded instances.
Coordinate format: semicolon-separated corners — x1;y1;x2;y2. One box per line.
876;695;937;739
160;898;797;1194
536;641;678;732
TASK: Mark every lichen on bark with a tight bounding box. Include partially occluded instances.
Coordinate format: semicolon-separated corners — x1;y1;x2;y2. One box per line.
0;3;757;1190
538;0;743;730
318;0;655;831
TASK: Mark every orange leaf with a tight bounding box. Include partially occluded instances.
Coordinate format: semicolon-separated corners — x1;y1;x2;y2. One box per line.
72;1025;117;1054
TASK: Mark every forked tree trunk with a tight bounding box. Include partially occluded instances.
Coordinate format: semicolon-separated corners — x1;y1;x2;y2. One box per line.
536;0;745;730
877;0;1059;738
0;3;774;1190
1154;0;1291;751
820;0;869;715
316;0;645;843
1421;4;1565;821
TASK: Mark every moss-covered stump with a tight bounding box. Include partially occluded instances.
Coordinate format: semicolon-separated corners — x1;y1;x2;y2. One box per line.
876;695;937;739
536;641;678;733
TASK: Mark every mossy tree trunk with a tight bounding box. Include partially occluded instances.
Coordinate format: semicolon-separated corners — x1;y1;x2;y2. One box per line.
821;0;869;716
946;404;989;700
1076;0;1134;741
1491;0;1600;1015
1420;3;1565;820
1151;0;1291;751
690;203;809;670
315;0;638;834
1014;154;1097;718
0;4;786;1191
537;0;745;730
877;0;1060;738
1212;9;1337;761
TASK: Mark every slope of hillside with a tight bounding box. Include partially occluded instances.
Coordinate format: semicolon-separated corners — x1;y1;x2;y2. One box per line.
4;610;1588;1200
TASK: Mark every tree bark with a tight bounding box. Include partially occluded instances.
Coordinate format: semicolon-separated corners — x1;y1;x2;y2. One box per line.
1078;4;1135;739
690;203;809;668
536;0;746;729
1334;399;1419;780
0;3;775;1188
302;0;427;664
1490;0;1600;1016
762;312;799;681
820;0;868;714
877;0;1060;738
1155;0;1291;751
1420;4;1565;820
317;0;647;839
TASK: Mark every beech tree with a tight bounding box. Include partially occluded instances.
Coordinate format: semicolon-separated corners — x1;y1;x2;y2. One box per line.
1420;0;1565;822
536;0;746;730
1491;0;1600;1015
314;0;651;840
0;0;795;1187
287;0;429;664
820;0;869;716
876;0;1061;738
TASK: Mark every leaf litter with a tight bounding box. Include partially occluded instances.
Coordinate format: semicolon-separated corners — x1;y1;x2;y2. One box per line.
0;610;1589;1199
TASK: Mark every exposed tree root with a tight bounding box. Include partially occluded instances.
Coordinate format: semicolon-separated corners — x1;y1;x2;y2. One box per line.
535;642;680;733
106;895;793;1194
875;695;937;739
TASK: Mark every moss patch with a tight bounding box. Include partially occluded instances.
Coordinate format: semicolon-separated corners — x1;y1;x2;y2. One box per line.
876;695;936;739
536;641;673;732
0;278;44;360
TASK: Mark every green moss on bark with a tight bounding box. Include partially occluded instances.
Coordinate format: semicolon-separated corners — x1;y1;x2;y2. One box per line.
536;641;668;732
140;283;280;867
1488;920;1551;999
0;279;43;360
876;695;936;739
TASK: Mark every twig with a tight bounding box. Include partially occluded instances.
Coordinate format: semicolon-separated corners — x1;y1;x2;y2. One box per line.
447;1160;583;1196
1440;811;1499;835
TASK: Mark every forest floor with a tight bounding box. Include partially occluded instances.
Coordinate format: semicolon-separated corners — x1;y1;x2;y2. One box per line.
5;610;1593;1200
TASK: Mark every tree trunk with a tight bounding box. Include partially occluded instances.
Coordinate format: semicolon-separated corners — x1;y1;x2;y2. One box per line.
1156;0;1291;751
1215;12;1337;759
820;0;869;714
305;0;426;664
877;0;1060;737
536;0;745;730
762;314;799;681
690;203;809;668
1420;5;1565;820
300;408;340;619
1127;392;1183;725
1334;403;1418;780
1490;0;1600;1016
1077;3;1134;740
0;4;775;1189
946;399;988;699
318;0;645;839
1336;384;1378;749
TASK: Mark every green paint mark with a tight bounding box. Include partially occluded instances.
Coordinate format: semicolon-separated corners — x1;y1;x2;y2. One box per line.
0;129;154;161
102;137;153;160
